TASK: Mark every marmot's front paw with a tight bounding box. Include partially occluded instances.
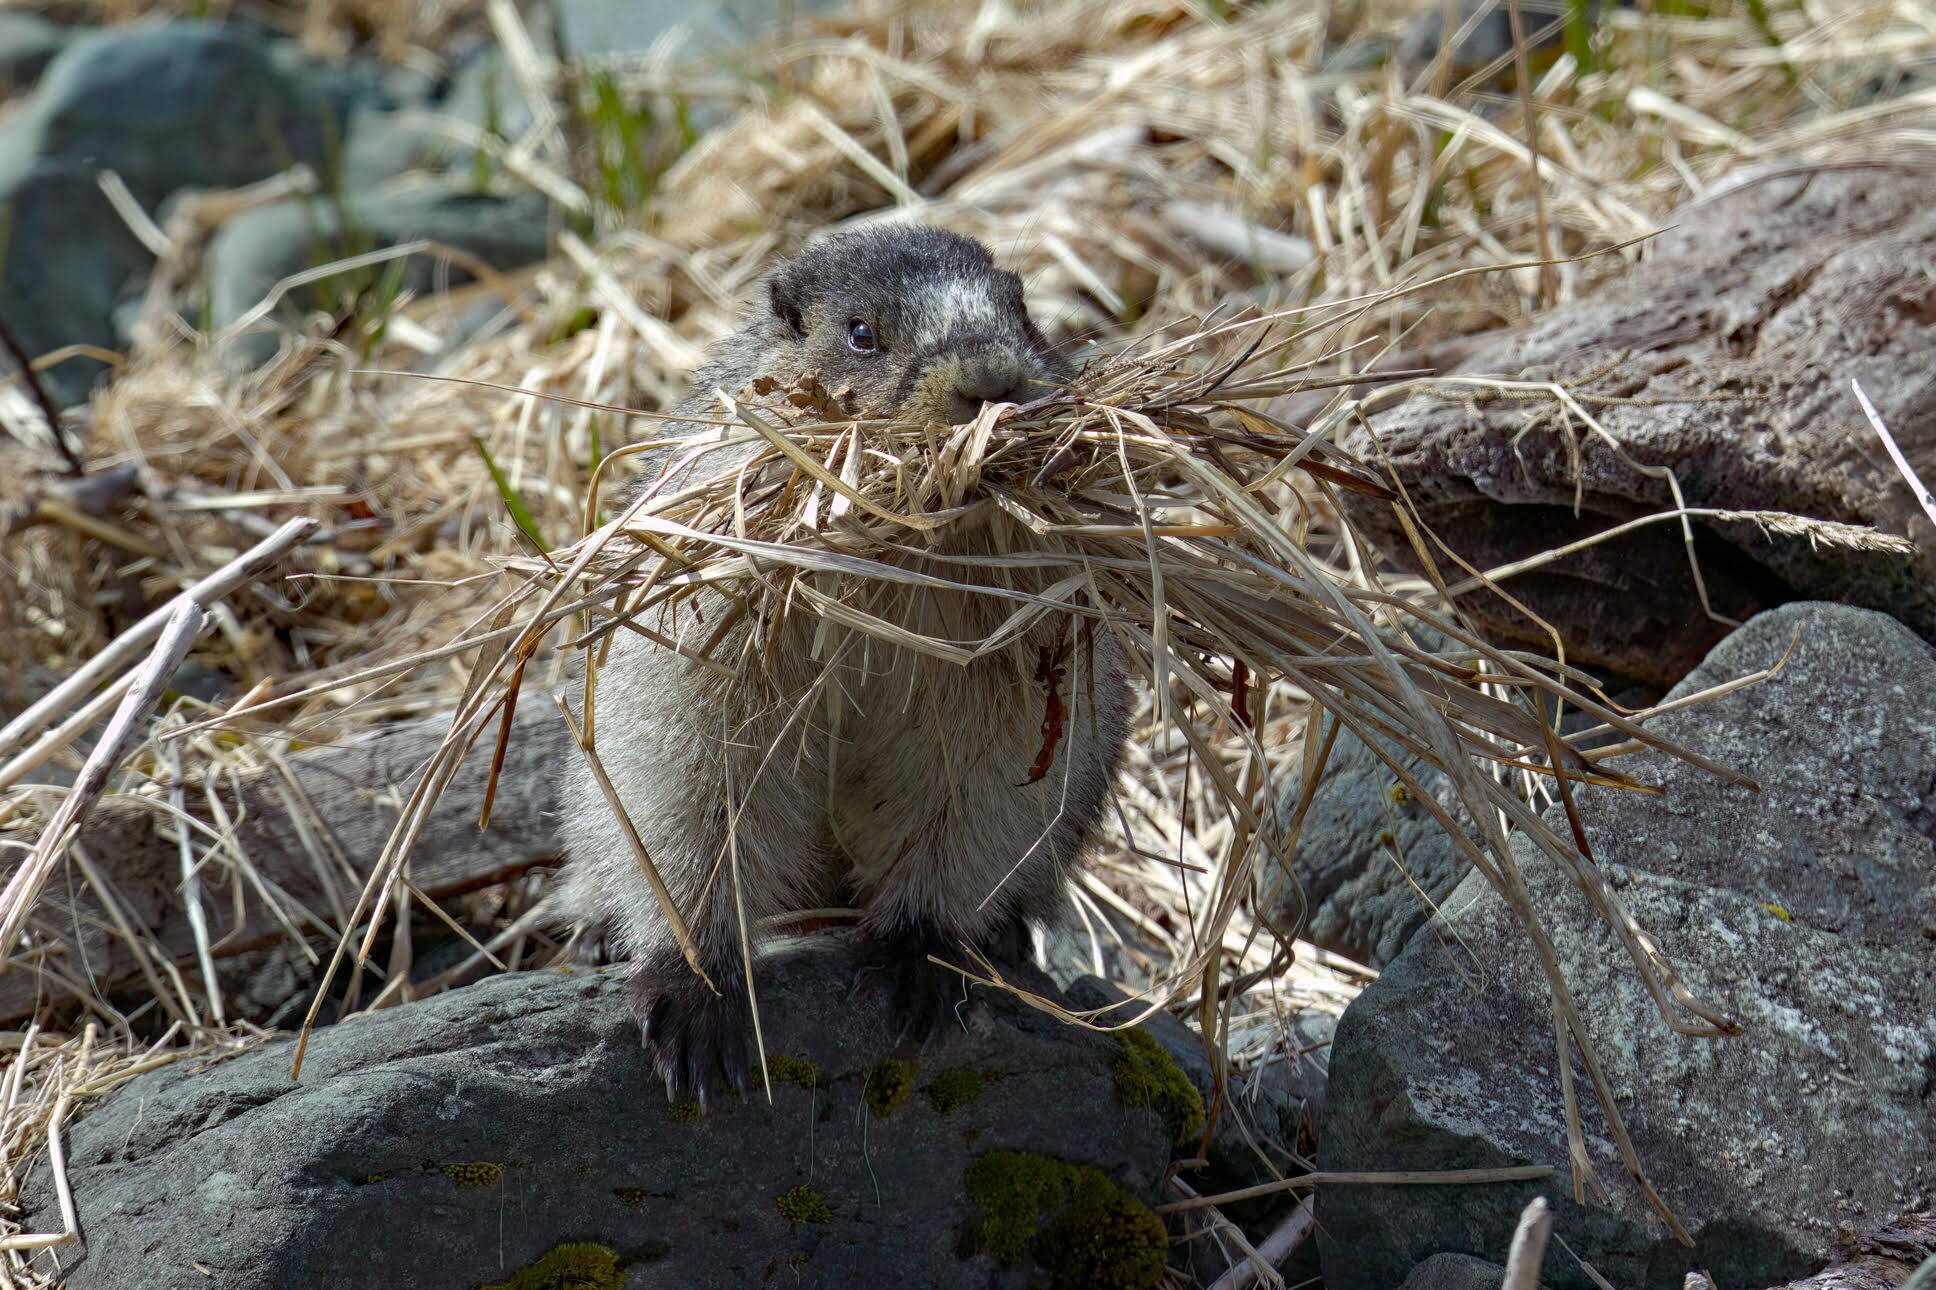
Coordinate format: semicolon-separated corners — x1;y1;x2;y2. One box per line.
854;930;973;1043
629;956;750;1110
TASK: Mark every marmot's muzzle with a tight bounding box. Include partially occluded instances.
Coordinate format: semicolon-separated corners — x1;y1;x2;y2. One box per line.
908;348;1055;425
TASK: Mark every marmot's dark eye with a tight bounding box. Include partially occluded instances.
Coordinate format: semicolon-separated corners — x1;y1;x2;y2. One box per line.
847;320;878;353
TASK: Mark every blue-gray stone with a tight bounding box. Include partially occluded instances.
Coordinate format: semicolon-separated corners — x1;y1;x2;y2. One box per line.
0;21;359;401
204;182;551;366
1318;603;1936;1289
0;12;71;95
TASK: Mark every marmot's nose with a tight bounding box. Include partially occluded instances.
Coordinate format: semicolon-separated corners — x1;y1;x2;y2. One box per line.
949;363;1038;422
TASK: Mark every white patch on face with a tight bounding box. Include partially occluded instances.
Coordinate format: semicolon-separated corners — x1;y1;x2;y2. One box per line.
910;276;1009;349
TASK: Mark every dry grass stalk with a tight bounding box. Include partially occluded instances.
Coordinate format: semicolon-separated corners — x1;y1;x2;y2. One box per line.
1502;1196;1556;1290
1853;378;1936;535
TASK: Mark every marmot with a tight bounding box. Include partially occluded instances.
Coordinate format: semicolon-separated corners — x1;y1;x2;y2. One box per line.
558;227;1130;1104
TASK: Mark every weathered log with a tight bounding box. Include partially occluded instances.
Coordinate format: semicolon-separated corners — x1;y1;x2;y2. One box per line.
1755;1211;1936;1290
1;698;568;1023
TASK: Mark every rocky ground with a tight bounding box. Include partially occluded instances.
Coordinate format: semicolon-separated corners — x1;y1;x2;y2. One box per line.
1;1;1934;1288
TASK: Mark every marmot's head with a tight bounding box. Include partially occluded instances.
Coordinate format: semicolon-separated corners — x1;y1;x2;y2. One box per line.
760;226;1067;425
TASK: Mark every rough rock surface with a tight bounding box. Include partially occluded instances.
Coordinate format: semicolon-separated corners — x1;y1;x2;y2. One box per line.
1064;973;1329;1162
1260;721;1470;969
1318;603;1936;1290
3;699;567;1026
24;937;1178;1289
1346;164;1936;685
1397;1253;1524;1290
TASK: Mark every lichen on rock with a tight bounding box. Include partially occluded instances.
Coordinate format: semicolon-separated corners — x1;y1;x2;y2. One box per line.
864;1058;918;1116
924;1066;1003;1115
442;1160;505;1189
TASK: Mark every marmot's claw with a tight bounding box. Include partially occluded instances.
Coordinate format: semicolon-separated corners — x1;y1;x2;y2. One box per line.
855;931;971;1043
892;957;963;1043
628;957;748;1109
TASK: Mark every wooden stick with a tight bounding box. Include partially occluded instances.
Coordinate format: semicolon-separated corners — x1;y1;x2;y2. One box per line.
0;670;136;793
1205;1194;1315;1290
0;601;205;961
1852;379;1936;533
1153;1165;1554;1213
0;516;316;760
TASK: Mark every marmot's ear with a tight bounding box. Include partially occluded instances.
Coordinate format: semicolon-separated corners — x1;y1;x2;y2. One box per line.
769;270;807;338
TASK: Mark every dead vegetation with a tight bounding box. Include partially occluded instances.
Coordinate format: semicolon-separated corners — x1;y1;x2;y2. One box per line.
4;0;1936;1284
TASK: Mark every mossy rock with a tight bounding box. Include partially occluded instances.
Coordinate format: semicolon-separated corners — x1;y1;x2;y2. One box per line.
768;1054;822;1090
443;1161;506;1189
925;1067;1004;1115
1112;1028;1205;1148
963;1151;1167;1290
776;1184;832;1224
478;1242;622;1290
864;1059;918;1117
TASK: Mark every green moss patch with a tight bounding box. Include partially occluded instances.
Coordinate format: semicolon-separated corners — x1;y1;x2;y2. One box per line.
768;1054;822;1089
612;1186;674;1206
479;1242;622;1290
668;1101;700;1123
963;1152;1167;1290
1111;1028;1205;1148
776;1184;832;1224
864;1058;919;1117
925;1066;1004;1114
442;1161;505;1188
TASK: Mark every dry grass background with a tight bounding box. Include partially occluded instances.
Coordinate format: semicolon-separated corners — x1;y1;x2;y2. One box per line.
3;0;1935;1282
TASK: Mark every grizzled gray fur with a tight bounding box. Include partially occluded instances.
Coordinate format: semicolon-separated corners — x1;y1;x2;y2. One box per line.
556;227;1131;1104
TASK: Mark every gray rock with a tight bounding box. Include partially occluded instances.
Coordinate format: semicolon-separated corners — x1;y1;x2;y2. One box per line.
1262;720;1471;970
1399;1253;1518;1290
1062;973;1330;1132
1062;975;1325;1288
0;21;360;401
1317;603;1936;1290
204;183;551;365
29;23;356;198
0;12;71;96
1259;665;1651;972
1396;1;1586;80
24;938;1178;1289
554;0;839;59
1345;164;1936;686
1062;973;1325;1201
335;63;446;191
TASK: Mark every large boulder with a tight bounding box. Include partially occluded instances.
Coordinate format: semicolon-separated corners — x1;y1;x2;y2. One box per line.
0;12;69;96
205;183;553;367
1345;164;1936;686
23;937;1182;1289
1318;602;1936;1289
0;21;360;400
